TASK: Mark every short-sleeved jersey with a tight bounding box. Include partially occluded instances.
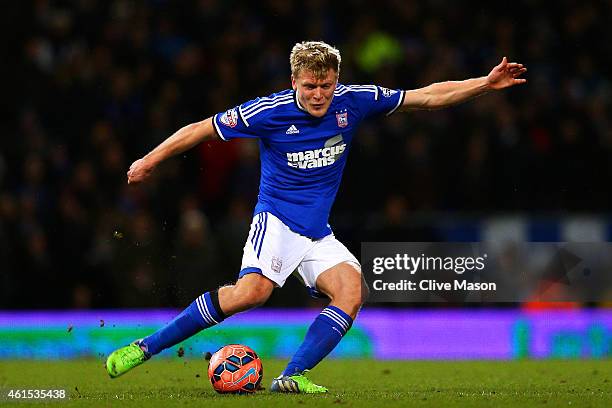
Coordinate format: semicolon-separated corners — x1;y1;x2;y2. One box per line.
213;83;405;239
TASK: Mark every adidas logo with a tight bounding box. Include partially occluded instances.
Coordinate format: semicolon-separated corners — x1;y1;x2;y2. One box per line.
286;125;300;134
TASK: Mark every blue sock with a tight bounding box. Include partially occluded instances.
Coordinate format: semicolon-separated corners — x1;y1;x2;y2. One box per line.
142;291;226;355
283;306;353;375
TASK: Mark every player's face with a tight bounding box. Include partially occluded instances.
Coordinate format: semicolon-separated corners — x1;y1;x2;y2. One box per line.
292;69;337;117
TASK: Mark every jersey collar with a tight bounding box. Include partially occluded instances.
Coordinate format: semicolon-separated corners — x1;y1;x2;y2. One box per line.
293;90;309;113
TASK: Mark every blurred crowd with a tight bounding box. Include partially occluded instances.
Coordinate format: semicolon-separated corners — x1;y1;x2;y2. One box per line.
0;0;610;308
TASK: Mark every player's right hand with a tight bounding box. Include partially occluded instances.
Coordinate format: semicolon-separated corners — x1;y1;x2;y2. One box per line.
127;158;154;184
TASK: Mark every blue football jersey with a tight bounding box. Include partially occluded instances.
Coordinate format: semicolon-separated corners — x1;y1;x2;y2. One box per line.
213;84;405;239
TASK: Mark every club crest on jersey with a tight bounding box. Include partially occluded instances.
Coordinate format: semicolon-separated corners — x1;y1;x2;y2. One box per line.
220;108;238;128
336;112;348;128
271;257;282;273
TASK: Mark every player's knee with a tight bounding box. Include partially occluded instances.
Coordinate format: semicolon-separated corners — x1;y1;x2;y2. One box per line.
241;284;271;308
234;274;273;307
219;274;273;314
335;284;365;315
343;274;369;308
318;264;367;314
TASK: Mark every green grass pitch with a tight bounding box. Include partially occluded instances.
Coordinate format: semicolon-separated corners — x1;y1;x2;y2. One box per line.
1;359;610;407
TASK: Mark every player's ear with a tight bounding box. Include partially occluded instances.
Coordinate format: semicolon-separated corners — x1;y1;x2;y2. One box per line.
291;74;297;91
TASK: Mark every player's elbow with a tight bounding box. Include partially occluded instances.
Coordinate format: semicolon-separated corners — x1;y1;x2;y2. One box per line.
403;89;436;111
420;89;448;110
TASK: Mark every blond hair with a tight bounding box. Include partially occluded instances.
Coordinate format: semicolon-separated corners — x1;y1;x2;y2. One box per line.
290;41;341;79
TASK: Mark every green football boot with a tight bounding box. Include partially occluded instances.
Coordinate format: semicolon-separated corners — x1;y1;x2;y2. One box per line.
106;340;151;378
270;371;328;394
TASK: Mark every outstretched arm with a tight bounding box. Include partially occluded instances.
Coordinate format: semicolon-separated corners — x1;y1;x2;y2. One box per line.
127;117;220;184
399;57;527;111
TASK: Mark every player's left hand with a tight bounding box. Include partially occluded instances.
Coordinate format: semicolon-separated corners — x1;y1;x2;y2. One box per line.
486;57;527;90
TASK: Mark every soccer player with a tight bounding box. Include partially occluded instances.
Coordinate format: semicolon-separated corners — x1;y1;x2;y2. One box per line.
106;41;526;392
